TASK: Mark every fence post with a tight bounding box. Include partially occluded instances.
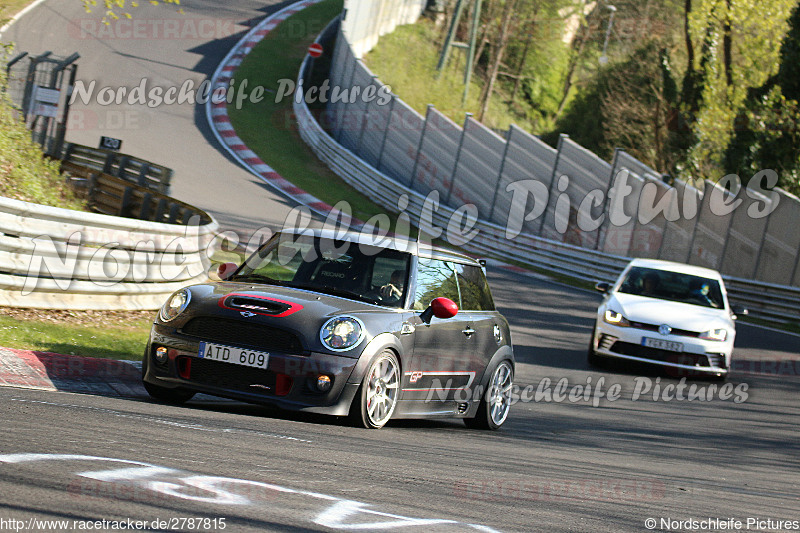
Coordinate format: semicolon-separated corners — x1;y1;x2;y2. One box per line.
597;148;622;252
335;50;359;144
356;75;380;158
792;244;800;287
488;125;513;223
375;92;396;172
409;104;434;189
684;182;704;265
538;133;567;235
445;112;471;206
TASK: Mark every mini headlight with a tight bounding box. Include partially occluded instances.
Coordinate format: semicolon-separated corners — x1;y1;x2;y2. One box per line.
699;328;727;342
603;309;630;326
159;289;190;322
320;316;365;351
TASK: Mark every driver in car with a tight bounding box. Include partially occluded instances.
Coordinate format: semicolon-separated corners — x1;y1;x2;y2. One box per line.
380;270;405;302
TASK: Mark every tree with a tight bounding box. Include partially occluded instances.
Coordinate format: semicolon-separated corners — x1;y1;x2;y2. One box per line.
683;0;795;176
724;2;800;195
477;0;518;121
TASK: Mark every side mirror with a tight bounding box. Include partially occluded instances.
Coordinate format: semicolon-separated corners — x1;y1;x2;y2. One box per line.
214;262;239;281
731;306;748;319
419;297;459;324
595;282;611;293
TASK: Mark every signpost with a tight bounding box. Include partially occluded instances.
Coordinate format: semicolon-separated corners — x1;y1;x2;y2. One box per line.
308;43;323;58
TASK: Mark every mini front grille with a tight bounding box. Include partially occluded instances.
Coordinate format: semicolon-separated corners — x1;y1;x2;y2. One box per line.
185;356;278;394
181;317;303;354
457;402;469;414
610;341;710;367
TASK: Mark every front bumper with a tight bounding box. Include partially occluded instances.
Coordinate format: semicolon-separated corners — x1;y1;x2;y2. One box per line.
143;327;361;416
593;321;732;375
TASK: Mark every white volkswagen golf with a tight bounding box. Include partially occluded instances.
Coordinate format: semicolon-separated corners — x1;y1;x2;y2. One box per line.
589;259;747;378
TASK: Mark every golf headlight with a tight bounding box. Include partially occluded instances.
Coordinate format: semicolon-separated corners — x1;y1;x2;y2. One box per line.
700;328;727;342
320;316;364;351
159;289;190;322
603;309;630;326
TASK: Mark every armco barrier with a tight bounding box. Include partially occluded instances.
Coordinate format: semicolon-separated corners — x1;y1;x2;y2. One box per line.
292;21;800;324
0;195;218;310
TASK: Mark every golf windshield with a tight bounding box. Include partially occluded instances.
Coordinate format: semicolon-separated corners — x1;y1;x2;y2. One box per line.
231;234;412;308
617;266;725;309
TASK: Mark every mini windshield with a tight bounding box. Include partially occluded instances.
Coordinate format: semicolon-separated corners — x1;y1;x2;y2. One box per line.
231;234;412;308
617;266;725;309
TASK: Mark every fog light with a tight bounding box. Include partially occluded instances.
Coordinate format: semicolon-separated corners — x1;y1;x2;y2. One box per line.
155;346;168;364
316;375;332;392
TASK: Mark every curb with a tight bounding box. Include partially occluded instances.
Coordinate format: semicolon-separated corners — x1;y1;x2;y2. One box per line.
205;0;358;229
0;347;146;398
202;0;559;286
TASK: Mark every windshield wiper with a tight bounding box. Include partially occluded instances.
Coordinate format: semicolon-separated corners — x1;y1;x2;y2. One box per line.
230;273;286;285
289;283;380;305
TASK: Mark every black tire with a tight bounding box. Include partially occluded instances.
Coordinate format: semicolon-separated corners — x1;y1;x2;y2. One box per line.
465;360;514;430
350;351;400;429
141;350;196;404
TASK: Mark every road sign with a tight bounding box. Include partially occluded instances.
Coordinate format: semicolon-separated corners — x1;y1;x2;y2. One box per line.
308;43;323;58
99;136;122;151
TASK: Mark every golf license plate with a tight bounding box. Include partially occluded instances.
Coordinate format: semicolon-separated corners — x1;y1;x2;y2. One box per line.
198;341;269;370
642;337;683;352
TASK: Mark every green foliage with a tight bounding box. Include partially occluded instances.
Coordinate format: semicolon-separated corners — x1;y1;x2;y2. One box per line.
0;314;151;360
551;39;679;170
724;3;800;196
0;68;84;210
684;0;795;177
81;0;182;21
363;18;529;131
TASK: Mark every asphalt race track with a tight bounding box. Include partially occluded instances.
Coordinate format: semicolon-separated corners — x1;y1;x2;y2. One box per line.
2;1;799;531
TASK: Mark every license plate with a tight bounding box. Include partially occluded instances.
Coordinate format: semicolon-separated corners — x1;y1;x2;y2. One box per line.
643;337;683;352
198;342;269;370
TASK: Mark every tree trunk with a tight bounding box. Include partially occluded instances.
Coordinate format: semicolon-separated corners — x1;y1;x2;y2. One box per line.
723;0;733;87
478;0;518;121
555;20;591;119
473;0;496;72
511;19;536;102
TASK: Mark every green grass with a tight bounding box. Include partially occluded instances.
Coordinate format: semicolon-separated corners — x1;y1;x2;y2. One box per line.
227;0;404;227
0;315;152;360
362;19;538;132
0;67;85;210
0;0;32;23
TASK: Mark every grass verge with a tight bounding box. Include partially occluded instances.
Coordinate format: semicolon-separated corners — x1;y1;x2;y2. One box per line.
0;308;153;360
0;64;85;209
362;18;537;132
227;0;400;226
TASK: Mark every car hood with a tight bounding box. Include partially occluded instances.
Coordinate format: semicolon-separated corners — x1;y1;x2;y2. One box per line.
174;282;407;355
207;281;383;314
609;293;733;332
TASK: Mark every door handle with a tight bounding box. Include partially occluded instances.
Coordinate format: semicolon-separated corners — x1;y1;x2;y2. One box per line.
462;326;475;338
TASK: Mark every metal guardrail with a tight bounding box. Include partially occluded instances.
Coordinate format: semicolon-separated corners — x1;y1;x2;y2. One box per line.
292;32;800;324
60;143;173;195
0;195;218;310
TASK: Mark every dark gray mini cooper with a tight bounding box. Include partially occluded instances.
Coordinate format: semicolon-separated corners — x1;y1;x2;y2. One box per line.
143;230;515;429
